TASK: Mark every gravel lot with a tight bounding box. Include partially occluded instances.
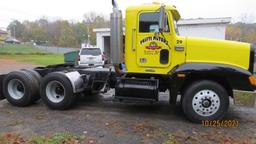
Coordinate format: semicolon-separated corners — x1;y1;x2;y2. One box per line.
0;59;255;143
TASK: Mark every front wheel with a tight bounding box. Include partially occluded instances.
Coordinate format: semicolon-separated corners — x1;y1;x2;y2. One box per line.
182;80;229;123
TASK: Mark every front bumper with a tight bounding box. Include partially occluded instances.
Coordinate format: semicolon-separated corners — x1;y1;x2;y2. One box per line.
78;62;104;67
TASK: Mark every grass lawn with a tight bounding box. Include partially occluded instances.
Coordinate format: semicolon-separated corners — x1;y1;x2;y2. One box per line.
0;54;64;66
0;44;46;54
0;44;64;66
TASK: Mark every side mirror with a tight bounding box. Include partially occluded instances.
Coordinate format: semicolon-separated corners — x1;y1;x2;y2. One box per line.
159;5;166;33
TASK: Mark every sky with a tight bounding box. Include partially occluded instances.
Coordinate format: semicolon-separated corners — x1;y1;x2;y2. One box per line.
0;0;256;29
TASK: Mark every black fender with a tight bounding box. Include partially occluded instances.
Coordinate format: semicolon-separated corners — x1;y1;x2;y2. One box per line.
168;63;255;104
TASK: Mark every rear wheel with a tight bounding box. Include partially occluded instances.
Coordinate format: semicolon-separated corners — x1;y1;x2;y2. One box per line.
21;69;42;102
40;72;76;110
3;71;37;107
182;80;229;123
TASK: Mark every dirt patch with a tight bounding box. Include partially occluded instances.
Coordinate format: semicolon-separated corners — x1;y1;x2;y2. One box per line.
0;58;39;74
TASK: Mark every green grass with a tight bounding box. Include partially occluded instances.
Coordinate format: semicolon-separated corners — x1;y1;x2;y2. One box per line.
0;44;47;54
29;133;79;144
0;44;64;66
0;54;64;66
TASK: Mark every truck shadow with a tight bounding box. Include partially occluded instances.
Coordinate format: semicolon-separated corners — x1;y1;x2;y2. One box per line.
75;94;193;122
73;93;253;123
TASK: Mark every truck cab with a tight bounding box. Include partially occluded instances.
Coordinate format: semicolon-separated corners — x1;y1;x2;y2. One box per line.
125;3;254;77
125;4;186;75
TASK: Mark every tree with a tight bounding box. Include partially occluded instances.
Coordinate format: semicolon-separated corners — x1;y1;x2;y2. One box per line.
58;21;76;47
83;12;110;45
226;25;242;41
245;30;256;43
72;22;88;46
6;12;110;47
226;23;256;44
7;20;25;40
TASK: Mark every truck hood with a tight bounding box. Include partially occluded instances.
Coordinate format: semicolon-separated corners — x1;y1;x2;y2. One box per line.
185;37;251;71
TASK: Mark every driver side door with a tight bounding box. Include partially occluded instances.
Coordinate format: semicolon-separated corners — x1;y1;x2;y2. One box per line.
136;11;173;68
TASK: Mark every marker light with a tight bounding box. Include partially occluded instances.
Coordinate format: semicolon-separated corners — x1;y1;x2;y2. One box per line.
249;75;256;86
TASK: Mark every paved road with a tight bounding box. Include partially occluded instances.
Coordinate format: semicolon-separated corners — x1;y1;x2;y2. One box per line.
0;59;255;143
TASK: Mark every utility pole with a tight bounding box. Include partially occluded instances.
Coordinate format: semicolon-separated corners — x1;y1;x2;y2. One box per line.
12;22;16;39
13;26;16;39
85;19;91;47
87;25;90;46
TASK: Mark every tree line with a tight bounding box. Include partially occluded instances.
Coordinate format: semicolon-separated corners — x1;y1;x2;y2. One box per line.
226;23;256;44
7;12;109;48
8;13;256;48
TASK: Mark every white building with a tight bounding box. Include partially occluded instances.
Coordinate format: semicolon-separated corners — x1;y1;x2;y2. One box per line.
93;17;231;54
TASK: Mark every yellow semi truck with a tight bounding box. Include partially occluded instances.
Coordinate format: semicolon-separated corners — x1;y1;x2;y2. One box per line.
0;1;255;123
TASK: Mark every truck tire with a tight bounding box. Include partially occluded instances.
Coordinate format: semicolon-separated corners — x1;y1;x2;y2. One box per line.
22;69;42;82
182;80;229;123
3;71;37;107
21;69;42;102
40;72;76;110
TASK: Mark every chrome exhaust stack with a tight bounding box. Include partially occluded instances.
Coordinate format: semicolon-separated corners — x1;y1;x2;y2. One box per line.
110;0;123;66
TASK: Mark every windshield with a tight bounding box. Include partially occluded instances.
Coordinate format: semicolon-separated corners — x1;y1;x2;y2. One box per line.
81;48;101;56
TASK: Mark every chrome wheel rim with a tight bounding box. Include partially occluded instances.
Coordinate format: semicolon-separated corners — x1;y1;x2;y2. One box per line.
46;81;65;103
8;79;25;100
192;90;220;117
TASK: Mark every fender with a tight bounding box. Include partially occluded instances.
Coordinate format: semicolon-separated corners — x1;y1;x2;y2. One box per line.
56;71;85;93
171;63;255;92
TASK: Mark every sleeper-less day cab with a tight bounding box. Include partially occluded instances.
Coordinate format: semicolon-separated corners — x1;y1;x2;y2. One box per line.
0;0;255;123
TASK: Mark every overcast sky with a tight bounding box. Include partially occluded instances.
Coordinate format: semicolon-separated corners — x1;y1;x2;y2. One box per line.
0;0;256;29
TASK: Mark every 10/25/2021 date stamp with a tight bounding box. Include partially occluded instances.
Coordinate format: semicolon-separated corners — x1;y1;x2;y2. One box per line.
202;120;239;127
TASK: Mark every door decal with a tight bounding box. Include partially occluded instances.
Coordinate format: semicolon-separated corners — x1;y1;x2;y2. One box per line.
140;36;168;46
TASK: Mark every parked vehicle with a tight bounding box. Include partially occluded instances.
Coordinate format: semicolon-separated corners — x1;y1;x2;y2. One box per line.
78;48;104;67
0;0;255;123
5;37;21;44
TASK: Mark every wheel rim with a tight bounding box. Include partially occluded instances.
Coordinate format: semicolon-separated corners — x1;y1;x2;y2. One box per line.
7;79;25;100
46;81;65;103
192;90;221;117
